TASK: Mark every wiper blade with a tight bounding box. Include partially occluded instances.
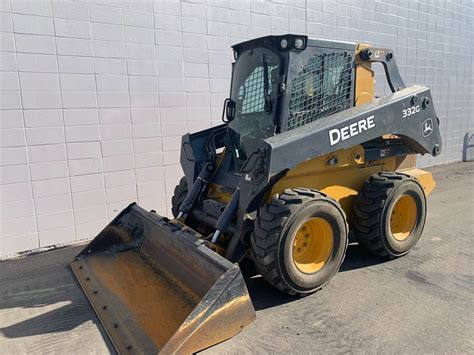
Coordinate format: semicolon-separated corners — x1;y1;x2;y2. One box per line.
262;53;272;114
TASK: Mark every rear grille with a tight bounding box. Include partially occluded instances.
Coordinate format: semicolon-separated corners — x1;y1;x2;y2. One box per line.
287;51;353;130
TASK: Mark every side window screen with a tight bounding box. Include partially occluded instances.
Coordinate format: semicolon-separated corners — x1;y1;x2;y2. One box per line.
238;66;276;114
287;51;353;130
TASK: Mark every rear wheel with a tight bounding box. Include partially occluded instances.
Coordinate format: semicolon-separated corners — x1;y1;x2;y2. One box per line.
352;172;427;257
251;188;348;296
171;177;188;218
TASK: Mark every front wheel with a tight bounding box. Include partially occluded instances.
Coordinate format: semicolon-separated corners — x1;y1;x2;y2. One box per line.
251;188;348;296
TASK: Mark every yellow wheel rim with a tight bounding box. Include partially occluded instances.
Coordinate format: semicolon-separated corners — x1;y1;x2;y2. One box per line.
390;194;417;241
292;217;333;274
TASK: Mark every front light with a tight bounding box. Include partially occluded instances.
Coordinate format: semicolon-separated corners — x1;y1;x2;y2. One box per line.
233;50;239;60
280;38;288;49
295;38;305;49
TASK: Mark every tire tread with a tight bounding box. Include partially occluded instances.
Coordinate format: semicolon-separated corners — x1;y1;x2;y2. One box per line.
251;188;348;296
171;177;188;218
352;171;419;257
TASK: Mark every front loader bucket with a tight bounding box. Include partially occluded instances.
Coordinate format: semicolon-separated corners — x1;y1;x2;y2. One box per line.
70;203;255;354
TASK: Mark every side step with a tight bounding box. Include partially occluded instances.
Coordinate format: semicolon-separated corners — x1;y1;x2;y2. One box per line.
70;203;255;354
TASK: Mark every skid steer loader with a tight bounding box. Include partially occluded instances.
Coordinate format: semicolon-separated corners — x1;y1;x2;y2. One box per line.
71;35;442;353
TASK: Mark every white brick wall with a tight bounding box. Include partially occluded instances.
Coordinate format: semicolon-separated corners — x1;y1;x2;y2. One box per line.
0;0;473;257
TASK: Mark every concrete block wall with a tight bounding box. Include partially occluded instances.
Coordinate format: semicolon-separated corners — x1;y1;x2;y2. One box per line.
0;0;473;257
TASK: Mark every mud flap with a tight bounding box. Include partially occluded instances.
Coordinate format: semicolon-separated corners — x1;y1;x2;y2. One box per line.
70;203;255;354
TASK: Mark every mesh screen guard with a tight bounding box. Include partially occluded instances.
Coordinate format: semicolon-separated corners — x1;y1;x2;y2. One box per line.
287;51;354;130
239;66;272;114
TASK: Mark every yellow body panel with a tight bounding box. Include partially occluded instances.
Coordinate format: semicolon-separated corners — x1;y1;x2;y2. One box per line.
208;151;233;204
354;43;375;106
269;146;390;216
268;146;434;218
398;168;436;195
208;183;232;204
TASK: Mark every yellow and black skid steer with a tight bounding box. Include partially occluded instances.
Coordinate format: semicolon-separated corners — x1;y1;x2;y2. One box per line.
71;35;442;353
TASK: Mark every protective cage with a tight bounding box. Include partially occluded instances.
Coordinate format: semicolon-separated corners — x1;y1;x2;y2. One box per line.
238;66;272;114
287;50;354;130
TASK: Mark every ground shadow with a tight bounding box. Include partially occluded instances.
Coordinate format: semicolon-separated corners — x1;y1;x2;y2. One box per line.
1;303;98;338
240;259;298;311
0;242;388;341
0;246;114;352
241;242;389;311
339;242;389;272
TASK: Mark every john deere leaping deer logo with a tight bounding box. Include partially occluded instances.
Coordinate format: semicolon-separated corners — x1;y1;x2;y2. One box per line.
422;118;433;137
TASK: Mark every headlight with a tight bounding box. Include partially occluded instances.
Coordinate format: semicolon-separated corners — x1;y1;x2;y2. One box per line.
233;50;239;60
295;38;305;49
280;38;288;49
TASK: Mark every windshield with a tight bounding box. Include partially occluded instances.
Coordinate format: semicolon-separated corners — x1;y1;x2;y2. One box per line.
228;47;281;161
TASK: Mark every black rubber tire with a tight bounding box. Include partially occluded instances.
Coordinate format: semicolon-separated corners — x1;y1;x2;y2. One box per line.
352;172;427;258
171;177;188;218
251;188;349;296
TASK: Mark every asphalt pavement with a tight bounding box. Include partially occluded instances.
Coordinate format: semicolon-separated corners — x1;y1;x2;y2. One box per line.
0;161;472;354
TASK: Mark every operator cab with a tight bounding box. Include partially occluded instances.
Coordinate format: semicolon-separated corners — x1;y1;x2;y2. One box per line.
226;34;356;164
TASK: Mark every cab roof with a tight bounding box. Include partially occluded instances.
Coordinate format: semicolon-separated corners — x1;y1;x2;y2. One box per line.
231;34;356;53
